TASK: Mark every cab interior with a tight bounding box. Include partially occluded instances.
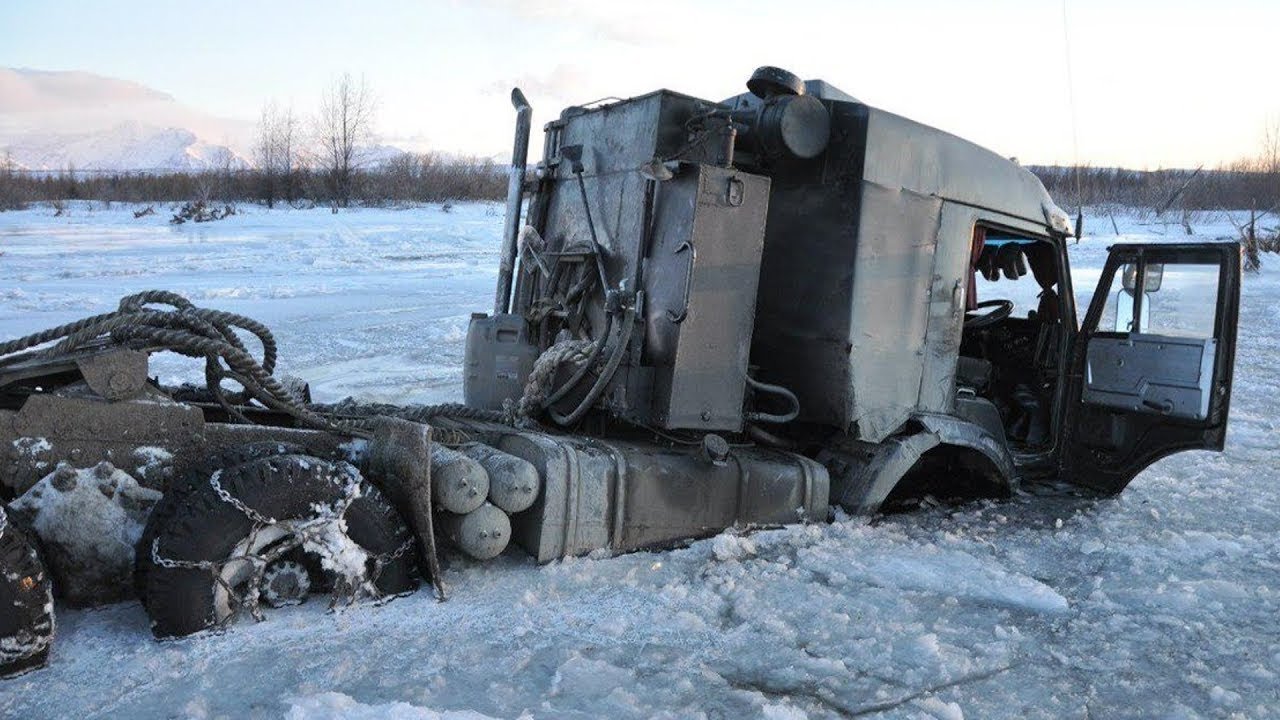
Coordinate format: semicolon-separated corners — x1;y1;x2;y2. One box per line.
957;226;1067;453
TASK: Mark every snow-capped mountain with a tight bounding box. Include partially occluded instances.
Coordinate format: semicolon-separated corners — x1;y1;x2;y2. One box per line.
0;68;251;172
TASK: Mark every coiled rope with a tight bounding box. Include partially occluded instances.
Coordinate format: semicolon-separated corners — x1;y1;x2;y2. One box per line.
0;291;511;438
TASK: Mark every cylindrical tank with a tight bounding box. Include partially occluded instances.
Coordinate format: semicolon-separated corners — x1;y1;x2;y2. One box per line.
430;446;489;515
440;502;511;560
459;443;541;514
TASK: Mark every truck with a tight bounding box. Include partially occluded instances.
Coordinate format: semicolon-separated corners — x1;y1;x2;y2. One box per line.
0;67;1240;677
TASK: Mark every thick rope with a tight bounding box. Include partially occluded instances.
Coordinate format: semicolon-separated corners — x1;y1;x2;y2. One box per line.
1;290;625;437
0;291;509;438
515;338;596;419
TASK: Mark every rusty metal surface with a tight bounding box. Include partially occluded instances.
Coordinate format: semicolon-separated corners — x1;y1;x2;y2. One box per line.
75;349;150;401
365;417;444;599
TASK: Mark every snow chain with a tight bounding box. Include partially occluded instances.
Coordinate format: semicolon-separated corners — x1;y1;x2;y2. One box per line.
150;465;413;628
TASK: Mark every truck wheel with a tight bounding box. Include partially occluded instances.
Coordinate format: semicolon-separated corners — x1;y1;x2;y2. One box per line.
0;510;55;678
134;442;308;604
143;454;417;638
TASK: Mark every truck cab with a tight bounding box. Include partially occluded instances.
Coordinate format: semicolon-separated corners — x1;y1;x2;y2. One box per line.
468;66;1241;513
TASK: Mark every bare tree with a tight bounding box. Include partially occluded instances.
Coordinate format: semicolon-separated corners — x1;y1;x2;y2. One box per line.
314;73;376;208
1261;117;1280;176
0;149;22;211
254;101;299;208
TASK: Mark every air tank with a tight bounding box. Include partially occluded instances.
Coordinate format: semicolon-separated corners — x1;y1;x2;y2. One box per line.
429;445;489;515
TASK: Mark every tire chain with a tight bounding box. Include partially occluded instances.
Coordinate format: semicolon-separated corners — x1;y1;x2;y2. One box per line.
149;462;415;628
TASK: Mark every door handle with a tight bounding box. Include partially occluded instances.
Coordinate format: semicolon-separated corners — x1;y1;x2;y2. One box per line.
1142;398;1174;414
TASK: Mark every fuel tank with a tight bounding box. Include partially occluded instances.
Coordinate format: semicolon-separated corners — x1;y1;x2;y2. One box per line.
452;421;828;562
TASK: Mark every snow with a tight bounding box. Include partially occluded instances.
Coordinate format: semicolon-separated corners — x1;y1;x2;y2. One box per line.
2;203;1279;718
284;691;504;720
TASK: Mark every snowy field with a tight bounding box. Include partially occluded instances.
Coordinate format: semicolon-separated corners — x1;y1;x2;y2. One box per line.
1;202;1278;719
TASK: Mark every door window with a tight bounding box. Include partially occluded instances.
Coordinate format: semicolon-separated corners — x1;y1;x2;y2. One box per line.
1103;261;1219;337
1141;263;1220;338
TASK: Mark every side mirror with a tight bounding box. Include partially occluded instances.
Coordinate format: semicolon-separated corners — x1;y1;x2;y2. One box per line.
1114;289;1153;333
1121;262;1163;293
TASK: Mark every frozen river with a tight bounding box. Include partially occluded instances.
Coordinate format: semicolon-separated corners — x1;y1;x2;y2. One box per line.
1;202;1277;719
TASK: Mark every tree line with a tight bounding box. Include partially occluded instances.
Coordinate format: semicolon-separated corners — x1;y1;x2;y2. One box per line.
0;157;505;211
0;73;505;211
2;71;1277;216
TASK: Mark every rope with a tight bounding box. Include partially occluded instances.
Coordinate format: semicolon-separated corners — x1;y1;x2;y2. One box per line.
3;289;635;436
514;338;597;420
0;290;518;438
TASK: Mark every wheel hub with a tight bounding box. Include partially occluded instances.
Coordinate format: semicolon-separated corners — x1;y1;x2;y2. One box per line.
261;560;311;608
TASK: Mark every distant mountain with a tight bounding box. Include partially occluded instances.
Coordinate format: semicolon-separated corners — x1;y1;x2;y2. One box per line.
0;68;251;172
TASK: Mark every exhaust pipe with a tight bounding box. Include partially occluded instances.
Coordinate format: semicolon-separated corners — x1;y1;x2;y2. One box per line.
494;88;532;315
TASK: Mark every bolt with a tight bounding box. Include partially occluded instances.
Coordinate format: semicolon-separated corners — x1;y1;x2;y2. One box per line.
51;465;78;492
701;434;731;465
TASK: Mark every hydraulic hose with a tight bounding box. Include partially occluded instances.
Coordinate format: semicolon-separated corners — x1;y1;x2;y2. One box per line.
548;307;635;427
744;375;800;424
542;310;614;407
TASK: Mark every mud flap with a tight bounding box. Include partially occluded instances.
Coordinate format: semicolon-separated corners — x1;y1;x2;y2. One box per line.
366;417;446;600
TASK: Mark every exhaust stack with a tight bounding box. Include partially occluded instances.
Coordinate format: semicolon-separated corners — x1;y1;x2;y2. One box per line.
494;88;532;315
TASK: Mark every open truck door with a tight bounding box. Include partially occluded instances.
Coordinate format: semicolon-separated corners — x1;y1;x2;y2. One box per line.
1063;242;1241;493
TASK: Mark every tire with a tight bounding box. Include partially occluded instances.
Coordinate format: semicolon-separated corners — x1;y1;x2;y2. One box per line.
143;454;417;638
0;510;55;678
134;442;307;603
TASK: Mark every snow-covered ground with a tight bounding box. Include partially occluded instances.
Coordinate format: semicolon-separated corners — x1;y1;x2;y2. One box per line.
1;202;1277;719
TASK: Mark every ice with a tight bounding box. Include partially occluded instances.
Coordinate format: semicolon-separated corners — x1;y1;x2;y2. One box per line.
284;691;503;720
1;203;1278;718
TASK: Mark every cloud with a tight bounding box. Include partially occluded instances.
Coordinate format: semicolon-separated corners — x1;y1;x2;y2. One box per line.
473;0;680;47
483;64;595;102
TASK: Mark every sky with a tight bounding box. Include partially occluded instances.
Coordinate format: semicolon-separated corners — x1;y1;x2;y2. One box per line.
1;0;1277;169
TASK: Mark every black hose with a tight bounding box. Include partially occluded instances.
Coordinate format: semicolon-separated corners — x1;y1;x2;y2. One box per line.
542;310;614;407
573;170;612;294
746;423;798;450
548;307;635;426
744;375;800;424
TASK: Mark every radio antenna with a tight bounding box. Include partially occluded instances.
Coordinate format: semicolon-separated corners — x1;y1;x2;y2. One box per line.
1062;0;1084;240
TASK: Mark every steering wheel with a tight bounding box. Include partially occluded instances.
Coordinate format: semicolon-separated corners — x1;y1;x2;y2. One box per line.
964;299;1014;330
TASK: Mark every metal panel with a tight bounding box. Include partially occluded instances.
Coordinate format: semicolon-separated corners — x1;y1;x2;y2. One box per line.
1083;335;1217;420
861;108;1056;230
455;423;828;563
749;100;868;431
844;183;943;440
643;165;770;431
536;91;724;304
915;203;978;413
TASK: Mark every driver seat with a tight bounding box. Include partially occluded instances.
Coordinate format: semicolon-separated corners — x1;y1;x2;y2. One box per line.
955;356;993;394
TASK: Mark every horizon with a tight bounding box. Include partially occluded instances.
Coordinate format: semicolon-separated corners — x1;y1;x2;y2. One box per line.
1;0;1278;170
